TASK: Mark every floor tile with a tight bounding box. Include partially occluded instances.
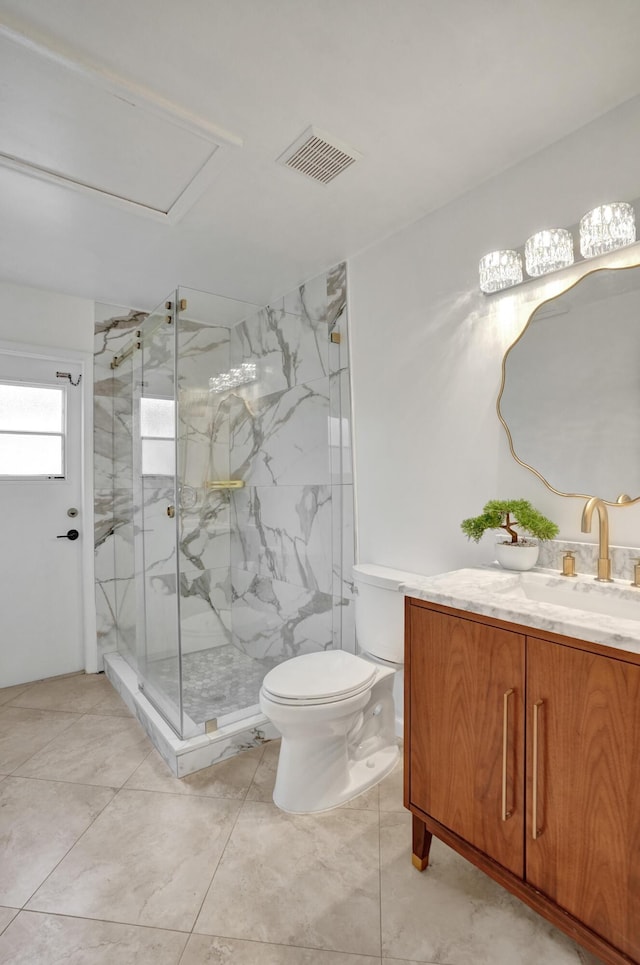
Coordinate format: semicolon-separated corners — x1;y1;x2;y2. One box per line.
125;745;264;798
0;910;188;964
5;673;114;714
0;707;82;773
379;811;588;965
378;761;404;813
87;687;133;717
244;738;279;802
181;934;382;964
0;777;114;907
28;789;240;931
14;714;152;787
0;683;37;707
195;800;381;957
340;783;379;811
0;907;18;935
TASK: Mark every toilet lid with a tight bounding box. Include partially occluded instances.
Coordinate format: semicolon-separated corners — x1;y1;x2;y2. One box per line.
262;651;376;702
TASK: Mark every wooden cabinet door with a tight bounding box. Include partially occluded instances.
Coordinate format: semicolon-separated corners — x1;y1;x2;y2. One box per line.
526;637;640;961
408;605;525;876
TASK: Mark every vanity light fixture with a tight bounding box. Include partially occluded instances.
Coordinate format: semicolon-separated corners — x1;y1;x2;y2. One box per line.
579;202;636;258
480;200;638;293
478;249;523;294
524;228;574;277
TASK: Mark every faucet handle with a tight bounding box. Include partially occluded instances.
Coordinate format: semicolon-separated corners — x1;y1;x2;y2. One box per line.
561;551;577;578
631;559;640;588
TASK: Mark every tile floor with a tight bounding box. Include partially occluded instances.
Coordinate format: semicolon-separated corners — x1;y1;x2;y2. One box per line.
0;672;605;965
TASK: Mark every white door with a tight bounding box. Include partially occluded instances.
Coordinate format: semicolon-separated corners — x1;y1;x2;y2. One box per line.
0;351;85;687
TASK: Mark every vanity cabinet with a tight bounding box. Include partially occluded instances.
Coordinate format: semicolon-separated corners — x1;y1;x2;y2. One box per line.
405;598;640;965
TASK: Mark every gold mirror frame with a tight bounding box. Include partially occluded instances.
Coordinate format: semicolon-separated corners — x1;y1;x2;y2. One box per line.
496;260;640;508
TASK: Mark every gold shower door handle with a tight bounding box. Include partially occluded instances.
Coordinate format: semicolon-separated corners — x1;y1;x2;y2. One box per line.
532;699;544;839
501;688;514;821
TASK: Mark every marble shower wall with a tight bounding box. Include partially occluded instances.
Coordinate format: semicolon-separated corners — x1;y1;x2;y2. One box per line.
93;262;355;706
94;304;146;665
228;262;355;664
175;318;232;656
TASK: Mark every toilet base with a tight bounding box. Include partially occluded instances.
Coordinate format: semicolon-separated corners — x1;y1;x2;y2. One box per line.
274;741;399;814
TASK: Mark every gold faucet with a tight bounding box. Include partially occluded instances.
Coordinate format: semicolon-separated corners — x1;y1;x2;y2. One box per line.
580;497;612;582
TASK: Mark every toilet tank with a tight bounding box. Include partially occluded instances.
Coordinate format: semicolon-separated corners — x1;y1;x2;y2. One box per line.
353;564;422;664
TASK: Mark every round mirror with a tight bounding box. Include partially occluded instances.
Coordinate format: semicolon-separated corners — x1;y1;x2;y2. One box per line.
497;262;640;505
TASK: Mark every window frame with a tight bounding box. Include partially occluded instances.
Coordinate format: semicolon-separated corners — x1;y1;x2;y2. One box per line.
0;379;67;481
139;395;176;477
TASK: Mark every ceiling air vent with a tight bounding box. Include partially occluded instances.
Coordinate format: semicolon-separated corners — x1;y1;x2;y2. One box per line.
278;126;362;184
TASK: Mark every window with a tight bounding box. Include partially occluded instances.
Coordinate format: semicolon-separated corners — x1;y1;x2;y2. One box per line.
0;382;65;477
140;397;175;475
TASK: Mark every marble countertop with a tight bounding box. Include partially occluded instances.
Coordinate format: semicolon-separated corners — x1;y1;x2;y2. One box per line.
400;565;640;657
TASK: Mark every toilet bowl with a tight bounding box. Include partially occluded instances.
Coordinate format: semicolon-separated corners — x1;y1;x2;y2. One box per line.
259;563;418;813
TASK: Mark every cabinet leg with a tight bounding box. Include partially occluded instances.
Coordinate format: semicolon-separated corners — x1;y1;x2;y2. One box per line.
411;814;432;871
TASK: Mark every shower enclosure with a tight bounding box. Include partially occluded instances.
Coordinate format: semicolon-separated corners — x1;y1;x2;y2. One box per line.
110;267;354;741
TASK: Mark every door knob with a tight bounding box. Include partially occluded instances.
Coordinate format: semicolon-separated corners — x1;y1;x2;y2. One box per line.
57;529;79;541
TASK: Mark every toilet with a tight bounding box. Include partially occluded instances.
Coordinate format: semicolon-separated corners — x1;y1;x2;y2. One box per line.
259;563;415;813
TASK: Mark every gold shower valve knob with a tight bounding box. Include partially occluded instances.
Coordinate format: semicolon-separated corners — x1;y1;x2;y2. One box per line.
166;506;175;518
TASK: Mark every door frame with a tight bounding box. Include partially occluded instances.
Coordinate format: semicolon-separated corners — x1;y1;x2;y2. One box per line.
0;338;97;675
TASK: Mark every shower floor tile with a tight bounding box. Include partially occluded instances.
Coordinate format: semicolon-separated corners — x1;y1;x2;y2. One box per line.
146;645;272;724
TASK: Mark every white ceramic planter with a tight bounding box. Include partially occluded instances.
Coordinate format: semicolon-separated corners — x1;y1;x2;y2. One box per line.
495;539;539;571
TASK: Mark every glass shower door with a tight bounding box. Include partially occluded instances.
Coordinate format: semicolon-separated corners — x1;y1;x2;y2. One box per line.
133;297;184;735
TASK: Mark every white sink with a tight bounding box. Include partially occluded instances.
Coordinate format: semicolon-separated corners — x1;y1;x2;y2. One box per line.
505;571;640;622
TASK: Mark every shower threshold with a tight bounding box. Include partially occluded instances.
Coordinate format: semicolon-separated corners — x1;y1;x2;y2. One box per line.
103;652;278;777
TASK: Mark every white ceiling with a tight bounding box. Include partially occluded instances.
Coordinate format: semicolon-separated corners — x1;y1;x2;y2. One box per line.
1;0;640;311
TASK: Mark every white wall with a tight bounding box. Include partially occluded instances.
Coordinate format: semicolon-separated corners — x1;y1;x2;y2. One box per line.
349;94;640;576
0;280;94;352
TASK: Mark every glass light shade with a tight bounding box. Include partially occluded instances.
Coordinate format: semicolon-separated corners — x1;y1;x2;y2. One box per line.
525;228;574;277
479;249;523;293
580;202;636;258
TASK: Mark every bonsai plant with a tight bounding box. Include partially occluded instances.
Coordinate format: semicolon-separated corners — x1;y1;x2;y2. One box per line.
461;499;559;571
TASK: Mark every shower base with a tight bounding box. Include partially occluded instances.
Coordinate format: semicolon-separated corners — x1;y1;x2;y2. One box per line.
103;651;278;777
146;644;274;725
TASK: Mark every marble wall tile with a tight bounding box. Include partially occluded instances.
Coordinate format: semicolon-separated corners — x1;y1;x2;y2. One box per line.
178;320;229;385
327;262;347;332
95;576;118;655
538;538;640;581
230;378;331;486
230;485;333;593
329;368;353;485
180;566;232;650
230;299;328;395
94;308;146;373
94;394;114;490
332;484;355;601
231;570;333;662
335;595;356;654
283;268;328;320
179;491;230;578
94;307;148;665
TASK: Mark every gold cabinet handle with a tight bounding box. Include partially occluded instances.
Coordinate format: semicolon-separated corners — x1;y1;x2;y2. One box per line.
502;689;514;821
532;699;544;839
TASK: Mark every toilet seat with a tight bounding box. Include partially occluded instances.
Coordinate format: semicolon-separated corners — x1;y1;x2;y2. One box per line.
261;651;376;706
